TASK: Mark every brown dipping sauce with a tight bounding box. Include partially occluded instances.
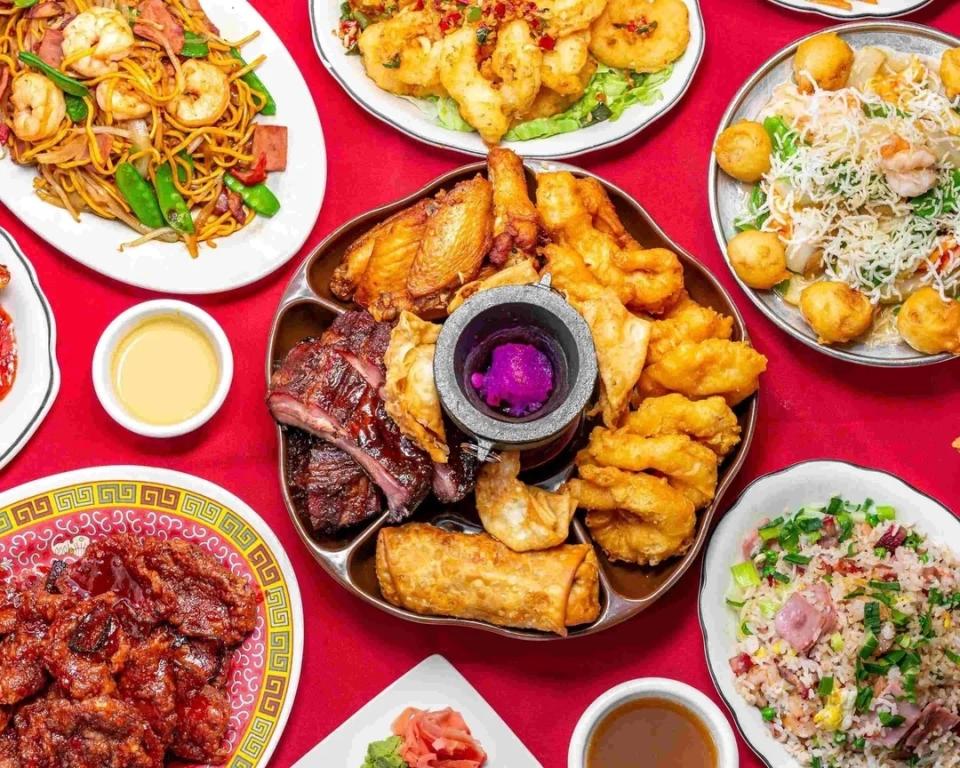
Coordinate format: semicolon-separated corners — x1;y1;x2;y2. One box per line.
586;697;717;768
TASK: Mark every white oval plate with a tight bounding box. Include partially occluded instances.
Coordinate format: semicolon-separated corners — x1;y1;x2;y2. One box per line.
708;22;959;368
0;465;304;768
699;460;960;768
767;0;935;21
309;0;704;158
0;0;326;295
0;229;59;470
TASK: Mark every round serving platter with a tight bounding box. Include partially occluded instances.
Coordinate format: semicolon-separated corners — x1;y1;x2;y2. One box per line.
0;229;60;471
267;159;759;640
708;21;959;368
308;0;705;159
699;460;960;768
0;466;304;768
766;0;935;21
0;0;326;295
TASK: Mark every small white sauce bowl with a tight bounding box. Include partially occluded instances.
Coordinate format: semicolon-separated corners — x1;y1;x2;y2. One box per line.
92;299;233;438
567;677;739;768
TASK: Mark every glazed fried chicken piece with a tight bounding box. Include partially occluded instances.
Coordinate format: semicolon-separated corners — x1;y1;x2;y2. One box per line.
646;292;734;363
331;177;493;321
138;538;257;647
117;630;178;744
44;596;130;699
0;622;47;706
170;684;231;762
622;393;741;458
638;339;767;406
15;696;163;768
0;729;19;768
488;147;541;264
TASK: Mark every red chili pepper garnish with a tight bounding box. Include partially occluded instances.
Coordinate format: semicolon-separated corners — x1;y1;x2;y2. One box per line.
538;33;555;50
0;125;9;145
231;153;267;186
439;10;462;31
493;2;506;18
0;307;16;403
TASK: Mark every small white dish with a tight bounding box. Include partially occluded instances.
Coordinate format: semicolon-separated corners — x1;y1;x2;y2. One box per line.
294;654;542;767
567;678;739;768
699;460;960;768
0;228;60;469
92;299;233;438
766;0;935;20
309;0;704;159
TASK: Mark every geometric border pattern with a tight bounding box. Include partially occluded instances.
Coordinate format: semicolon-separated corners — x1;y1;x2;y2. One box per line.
0;480;294;768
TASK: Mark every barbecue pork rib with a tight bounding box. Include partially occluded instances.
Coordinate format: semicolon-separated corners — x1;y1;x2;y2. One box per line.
268;312;433;521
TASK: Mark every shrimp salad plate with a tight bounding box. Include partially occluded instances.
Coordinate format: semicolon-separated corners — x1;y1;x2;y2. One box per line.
701;460;960;768
293;655;542;767
309;0;704;158
0;229;59;471
0;0;325;294
710;23;960;367
766;0;935;21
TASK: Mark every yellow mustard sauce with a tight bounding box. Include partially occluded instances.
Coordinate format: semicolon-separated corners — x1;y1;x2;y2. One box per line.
111;314;219;426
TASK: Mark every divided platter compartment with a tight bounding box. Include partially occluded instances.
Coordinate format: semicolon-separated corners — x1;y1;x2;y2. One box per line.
709;21;959;368
267;160;759;639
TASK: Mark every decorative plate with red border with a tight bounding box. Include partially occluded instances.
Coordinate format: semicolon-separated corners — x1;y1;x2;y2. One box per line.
0;466;303;768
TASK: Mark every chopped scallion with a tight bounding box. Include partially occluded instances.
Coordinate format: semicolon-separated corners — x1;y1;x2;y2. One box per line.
817;676;834;696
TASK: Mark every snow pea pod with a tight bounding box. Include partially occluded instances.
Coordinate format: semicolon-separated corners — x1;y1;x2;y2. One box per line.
229;49;276;115
17;52;89;98
116;163;165;230
154;164;195;234
180;31;209;58
64;95;88;123
224;173;280;217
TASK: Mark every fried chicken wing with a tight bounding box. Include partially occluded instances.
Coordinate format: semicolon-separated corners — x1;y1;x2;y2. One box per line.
646;291;734;363
638;339;767;407
476;452;577;552
488;147;540;263
623;393;741;457
384;312;447;462
569;464;695;565
582;429;718;509
536;172;684;313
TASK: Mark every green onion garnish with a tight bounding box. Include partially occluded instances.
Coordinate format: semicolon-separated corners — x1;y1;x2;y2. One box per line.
864;602;882;634
945;649;960;665
731;561;762;589
855;686;873;713
860;632;879;659
879;711;905;728
869;580;901;592
784;553;812;566
817;676;834;696
876;505;896;521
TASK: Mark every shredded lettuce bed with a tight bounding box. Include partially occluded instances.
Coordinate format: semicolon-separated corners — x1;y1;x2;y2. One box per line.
408;64;674;140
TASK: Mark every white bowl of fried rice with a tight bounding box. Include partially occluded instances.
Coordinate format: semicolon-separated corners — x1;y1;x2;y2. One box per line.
700;460;960;768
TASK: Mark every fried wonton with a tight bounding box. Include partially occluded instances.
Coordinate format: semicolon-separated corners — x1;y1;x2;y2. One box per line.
447;259;540;313
638;339;768;406
623;393;741;458
384;311;448;462
476;451;577;552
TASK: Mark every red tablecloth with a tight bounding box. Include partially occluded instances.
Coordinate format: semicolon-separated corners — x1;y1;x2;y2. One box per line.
2;0;959;765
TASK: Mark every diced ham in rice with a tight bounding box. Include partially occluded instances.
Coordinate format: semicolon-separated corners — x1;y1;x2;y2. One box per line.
774;583;836;654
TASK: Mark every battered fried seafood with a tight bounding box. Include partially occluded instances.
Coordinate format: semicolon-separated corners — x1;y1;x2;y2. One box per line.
799;281;873;345
638;339;767;406
714;121;773;184
589;0;689;73
622;393;741;458
646;291;734;363
475;451;577;552
897;286;960;354
793;32;854;94
569;465;695;565
726;230;789;290
0;534;258;765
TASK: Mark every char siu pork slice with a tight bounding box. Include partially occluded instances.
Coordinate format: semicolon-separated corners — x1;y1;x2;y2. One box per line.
286;428;382;534
268;312;433;520
320;310;392;389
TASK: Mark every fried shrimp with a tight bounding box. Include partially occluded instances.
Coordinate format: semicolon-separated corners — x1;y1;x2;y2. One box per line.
168;60;229;127
536;172;684;313
799;281;874;345
638;339;767;406
589;0;690;73
96;80;152;121
646;292;734;363
623;393;741;457
541;31;591;95
358;10;443;98
879;136;939;199
897;287;960;354
10;73;65;142
440;27;509;144
539;0;606;37
582;430;719;509
62;8;134;78
570;465;695;565
490;20;542;116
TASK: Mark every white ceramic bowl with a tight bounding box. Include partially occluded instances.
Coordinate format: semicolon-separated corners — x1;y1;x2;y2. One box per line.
92;300;233;438
567;678;739;768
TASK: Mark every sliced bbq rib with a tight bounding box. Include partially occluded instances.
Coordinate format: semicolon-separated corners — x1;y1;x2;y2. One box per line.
431;421;479;504
268;312;433;521
286;428;382;534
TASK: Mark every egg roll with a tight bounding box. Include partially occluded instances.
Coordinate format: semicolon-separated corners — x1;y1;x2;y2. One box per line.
376;523;601;635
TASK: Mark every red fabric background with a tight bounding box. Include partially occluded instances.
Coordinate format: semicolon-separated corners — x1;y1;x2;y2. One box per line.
2;0;959;765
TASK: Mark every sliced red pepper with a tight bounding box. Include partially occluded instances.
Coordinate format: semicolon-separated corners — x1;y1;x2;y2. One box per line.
231;152;267;186
538;34;555;50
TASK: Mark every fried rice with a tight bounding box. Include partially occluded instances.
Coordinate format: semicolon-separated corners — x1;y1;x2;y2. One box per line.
726;498;960;768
